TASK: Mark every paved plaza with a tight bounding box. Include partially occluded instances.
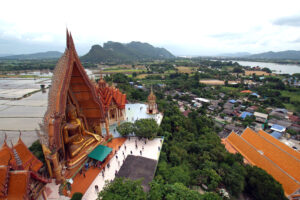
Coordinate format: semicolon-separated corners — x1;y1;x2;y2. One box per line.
82;136;163;200
116;155;157;192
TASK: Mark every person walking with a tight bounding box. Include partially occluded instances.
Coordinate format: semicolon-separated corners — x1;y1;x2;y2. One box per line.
140;150;142;155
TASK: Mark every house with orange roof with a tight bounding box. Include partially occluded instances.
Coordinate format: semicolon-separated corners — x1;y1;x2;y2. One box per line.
223;128;300;198
240;90;252;93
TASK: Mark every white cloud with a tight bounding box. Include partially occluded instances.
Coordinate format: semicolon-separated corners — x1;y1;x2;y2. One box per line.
0;0;300;55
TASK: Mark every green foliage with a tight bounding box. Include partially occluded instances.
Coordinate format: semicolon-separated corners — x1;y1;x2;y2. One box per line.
200;192;222;200
116;122;135;136
262;67;272;73
134;118;159;139
98;178;147;200
244;165;287;200
29;140;45;164
232;66;244;73
149;181;220;200
71;192;83;200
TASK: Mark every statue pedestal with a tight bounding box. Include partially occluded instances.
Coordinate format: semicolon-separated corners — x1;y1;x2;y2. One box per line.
64;140;101;179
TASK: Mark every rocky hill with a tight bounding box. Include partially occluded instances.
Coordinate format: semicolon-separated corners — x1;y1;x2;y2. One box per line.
81;41;174;63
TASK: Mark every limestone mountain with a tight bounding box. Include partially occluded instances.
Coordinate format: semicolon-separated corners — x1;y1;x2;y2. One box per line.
81;41;175;63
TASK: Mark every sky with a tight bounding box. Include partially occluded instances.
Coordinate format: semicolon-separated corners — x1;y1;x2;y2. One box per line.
1;0;300;56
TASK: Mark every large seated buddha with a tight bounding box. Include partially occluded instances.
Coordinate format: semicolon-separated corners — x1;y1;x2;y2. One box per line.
64;103;103;158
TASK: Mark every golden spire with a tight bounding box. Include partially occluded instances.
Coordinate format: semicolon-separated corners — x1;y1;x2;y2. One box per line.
148;85;156;101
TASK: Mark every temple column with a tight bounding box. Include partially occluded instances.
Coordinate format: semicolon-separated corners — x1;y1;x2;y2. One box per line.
105;117;110;139
116;108;119;122
50;152;62;184
42;189;47;200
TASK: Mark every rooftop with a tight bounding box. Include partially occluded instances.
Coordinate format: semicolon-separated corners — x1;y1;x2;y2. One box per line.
223;128;300;196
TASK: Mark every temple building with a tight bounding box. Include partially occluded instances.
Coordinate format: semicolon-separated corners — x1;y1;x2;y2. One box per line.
96;75;126;126
147;87;158;114
40;30;109;183
222;128;300;198
0;135;50;200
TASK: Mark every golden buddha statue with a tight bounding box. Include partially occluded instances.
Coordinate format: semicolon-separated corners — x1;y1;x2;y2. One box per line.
63;103;102;158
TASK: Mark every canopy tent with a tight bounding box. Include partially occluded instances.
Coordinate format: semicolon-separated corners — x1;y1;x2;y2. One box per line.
88;145;112;162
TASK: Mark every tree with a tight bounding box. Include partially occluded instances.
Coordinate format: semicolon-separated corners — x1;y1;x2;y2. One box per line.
71;192;83;200
199;168;222;191
98;178;147;200
244;165;287;200
116;122;135;136
200;192;222;200
29;140;45;164
233;67;244;74
262;67;272;73
134;118;158;139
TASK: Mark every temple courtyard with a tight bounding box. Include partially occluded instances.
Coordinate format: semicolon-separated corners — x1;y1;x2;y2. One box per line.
80;136;163;200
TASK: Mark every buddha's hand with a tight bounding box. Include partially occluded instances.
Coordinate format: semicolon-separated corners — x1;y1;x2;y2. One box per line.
85;131;101;141
94;134;101;141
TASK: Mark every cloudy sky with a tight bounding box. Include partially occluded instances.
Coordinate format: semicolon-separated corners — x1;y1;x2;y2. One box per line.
1;0;300;56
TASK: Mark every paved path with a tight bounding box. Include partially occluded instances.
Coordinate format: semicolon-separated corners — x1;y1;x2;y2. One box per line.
82;137;163;200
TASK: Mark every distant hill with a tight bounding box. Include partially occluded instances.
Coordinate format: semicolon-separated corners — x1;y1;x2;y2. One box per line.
81;41;175;63
0;51;63;60
0;54;14;58
217;52;251;57
248;50;300;60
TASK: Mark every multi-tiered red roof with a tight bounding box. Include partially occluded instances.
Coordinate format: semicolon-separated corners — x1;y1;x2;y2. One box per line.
96;76;126;111
0;136;50;200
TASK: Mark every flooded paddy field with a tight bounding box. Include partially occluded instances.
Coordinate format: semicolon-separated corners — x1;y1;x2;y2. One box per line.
0;78;50;146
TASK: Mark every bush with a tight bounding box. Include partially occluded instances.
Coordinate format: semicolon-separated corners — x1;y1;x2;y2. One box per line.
71;192;83;200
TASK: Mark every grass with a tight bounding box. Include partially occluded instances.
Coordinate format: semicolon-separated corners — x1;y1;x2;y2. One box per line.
136;73;166;79
283;103;298;112
280;90;300;102
280;90;300;112
139;79;166;85
175;66;193;74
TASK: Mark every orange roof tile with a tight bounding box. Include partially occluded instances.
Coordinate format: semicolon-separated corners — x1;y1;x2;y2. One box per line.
0;166;9;197
14;138;43;172
258;130;300;160
0;143;15;167
6;171;29;199
221;138;250;164
226;131;300;196
241;128;300;181
97;85;126;109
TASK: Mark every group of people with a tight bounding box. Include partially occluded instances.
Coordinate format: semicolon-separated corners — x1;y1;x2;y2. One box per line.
89;136;163;195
